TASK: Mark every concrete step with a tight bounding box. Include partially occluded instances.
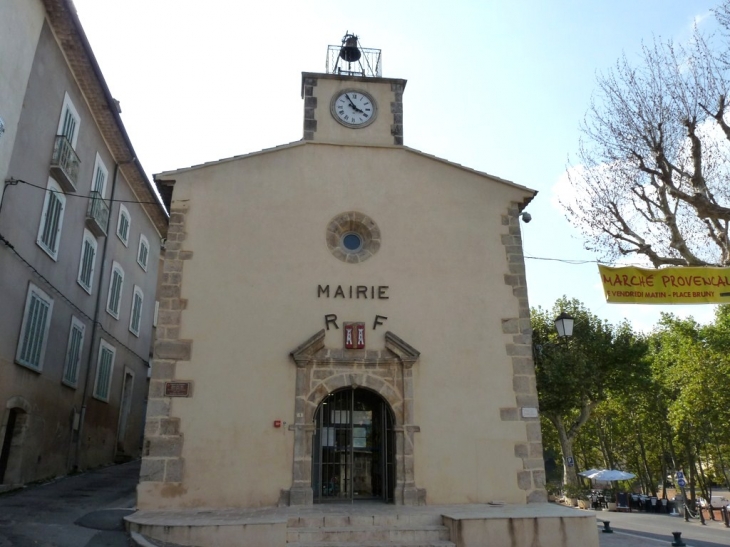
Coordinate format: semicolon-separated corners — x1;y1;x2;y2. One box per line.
287;513;444;528
287;524;451;543
287;542;455;547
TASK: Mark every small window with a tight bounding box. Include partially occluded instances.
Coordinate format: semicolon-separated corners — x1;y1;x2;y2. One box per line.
116;204;130;246
77;229;98;294
137;234;149;271
16;283;54;371
37;177;66;260
93;339;115;402
129;286;143;337
62;316;85;387
57;92;80;148
106;262;124;319
91;153;108;197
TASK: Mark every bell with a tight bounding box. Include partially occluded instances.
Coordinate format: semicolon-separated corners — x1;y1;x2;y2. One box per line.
339;36;361;63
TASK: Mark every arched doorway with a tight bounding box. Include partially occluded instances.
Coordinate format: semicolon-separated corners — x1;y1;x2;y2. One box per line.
312;388;395;503
0;407;27;484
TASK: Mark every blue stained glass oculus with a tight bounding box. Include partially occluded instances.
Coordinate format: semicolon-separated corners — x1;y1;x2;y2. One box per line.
342;233;362;251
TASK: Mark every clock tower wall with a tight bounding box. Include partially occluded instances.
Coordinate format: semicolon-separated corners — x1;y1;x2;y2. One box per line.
302;72;406;146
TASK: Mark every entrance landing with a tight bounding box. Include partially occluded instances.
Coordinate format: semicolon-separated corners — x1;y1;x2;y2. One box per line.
126;502;599;547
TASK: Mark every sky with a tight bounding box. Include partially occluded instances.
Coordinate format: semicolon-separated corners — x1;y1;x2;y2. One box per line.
72;0;725;332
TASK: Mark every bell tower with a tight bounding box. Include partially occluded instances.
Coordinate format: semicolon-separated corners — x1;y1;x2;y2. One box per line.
302;33;407;146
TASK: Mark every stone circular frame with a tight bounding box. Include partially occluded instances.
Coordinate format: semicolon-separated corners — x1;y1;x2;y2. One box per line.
326;212;380;263
329;89;378;129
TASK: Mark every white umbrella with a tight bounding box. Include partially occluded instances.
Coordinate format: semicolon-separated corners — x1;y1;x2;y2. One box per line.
584;469;636;481
578;468;602;477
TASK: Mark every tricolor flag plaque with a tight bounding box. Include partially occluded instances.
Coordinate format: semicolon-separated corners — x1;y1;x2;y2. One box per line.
344;322;365;349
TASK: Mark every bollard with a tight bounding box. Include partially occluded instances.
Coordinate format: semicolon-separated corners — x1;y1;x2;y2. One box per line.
684;504;690;522
601;521;613;533
699;505;706;525
722;505;729;528
671;531;686;546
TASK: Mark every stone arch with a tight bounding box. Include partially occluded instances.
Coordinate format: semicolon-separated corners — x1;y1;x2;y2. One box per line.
288;330;421;506
305;372;403;426
5;396;31;413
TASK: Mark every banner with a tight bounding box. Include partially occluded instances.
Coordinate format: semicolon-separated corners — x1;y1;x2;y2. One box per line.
598;265;730;304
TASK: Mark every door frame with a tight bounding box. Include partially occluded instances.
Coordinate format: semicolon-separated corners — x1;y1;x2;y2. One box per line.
288;329;423;506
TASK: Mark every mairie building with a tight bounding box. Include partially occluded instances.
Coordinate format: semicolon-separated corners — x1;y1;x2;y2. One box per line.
128;36;597;547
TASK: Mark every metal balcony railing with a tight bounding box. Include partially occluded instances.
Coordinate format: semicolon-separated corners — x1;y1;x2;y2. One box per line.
50;135;80;192
86;191;109;237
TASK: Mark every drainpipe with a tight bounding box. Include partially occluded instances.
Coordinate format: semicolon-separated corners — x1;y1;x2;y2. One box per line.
73;159;131;471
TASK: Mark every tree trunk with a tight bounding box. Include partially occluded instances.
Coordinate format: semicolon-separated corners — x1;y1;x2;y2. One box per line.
637;426;655;496
710;424;730;489
549;414;579;486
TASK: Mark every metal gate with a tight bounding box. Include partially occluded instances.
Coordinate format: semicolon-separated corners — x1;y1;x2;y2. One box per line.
312;388;394;503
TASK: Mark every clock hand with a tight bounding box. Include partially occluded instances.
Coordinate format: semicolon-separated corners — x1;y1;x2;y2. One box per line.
345;94;365;114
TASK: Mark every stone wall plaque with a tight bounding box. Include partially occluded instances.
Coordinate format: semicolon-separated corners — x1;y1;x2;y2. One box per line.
521;407;538;418
165;381;192;397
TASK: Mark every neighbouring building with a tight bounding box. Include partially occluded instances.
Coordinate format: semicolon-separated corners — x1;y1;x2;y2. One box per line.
0;0;168;489
129;36;597;547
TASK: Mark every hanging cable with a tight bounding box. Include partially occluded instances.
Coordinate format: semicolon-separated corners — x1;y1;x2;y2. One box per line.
4;177;164;206
0;233;150;364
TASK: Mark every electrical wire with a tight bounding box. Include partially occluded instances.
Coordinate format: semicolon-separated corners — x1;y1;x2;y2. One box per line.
0;233;150;364
524;255;598;265
524;254;665;269
5;178;164;207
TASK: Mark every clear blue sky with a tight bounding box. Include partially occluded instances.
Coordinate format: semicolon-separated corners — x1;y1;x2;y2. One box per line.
74;0;723;331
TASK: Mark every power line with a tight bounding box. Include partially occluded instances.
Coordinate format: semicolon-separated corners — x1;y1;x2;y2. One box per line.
524;255;663;269
0;233;150;364
5;177;165;207
524;255;599;265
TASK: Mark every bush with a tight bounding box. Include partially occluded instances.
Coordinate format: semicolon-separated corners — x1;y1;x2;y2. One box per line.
563;483;588;499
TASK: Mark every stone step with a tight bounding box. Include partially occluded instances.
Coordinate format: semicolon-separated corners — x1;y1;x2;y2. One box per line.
287;525;451;543
287;542;455;547
287;514;444;528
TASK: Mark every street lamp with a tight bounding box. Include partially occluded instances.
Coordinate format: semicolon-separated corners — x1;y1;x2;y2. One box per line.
554;312;574;338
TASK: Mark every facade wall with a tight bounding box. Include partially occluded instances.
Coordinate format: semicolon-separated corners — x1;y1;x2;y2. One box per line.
304;74;405;146
139;143;539;509
0;0;45;194
0;12;163;486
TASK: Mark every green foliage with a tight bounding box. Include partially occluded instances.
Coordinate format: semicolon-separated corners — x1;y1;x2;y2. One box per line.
647;311;730;497
532;297;648;486
534;296;730;493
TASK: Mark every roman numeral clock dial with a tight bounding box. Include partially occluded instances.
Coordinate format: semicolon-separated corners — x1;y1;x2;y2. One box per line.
330;89;378;128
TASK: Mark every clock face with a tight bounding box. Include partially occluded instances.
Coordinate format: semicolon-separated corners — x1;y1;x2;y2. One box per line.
331;90;377;128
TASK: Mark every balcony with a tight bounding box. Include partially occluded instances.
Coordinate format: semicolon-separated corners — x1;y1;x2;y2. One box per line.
49;135;80;192
86;191;109;237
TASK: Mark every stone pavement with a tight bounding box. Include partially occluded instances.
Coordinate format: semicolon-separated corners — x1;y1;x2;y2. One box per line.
0;460;139;547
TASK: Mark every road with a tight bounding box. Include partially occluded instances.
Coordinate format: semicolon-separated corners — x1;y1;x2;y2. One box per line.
0;460;139;547
2;461;729;547
593;506;730;547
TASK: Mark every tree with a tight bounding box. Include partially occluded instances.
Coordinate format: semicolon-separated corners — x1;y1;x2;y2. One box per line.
563;1;730;267
532;297;648;486
647;310;730;501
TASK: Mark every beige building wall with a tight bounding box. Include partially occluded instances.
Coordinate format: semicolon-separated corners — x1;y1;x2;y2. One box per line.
139;142;539;509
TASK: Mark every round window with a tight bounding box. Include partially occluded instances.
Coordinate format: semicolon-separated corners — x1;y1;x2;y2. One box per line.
342;233;363;252
326;212;381;263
